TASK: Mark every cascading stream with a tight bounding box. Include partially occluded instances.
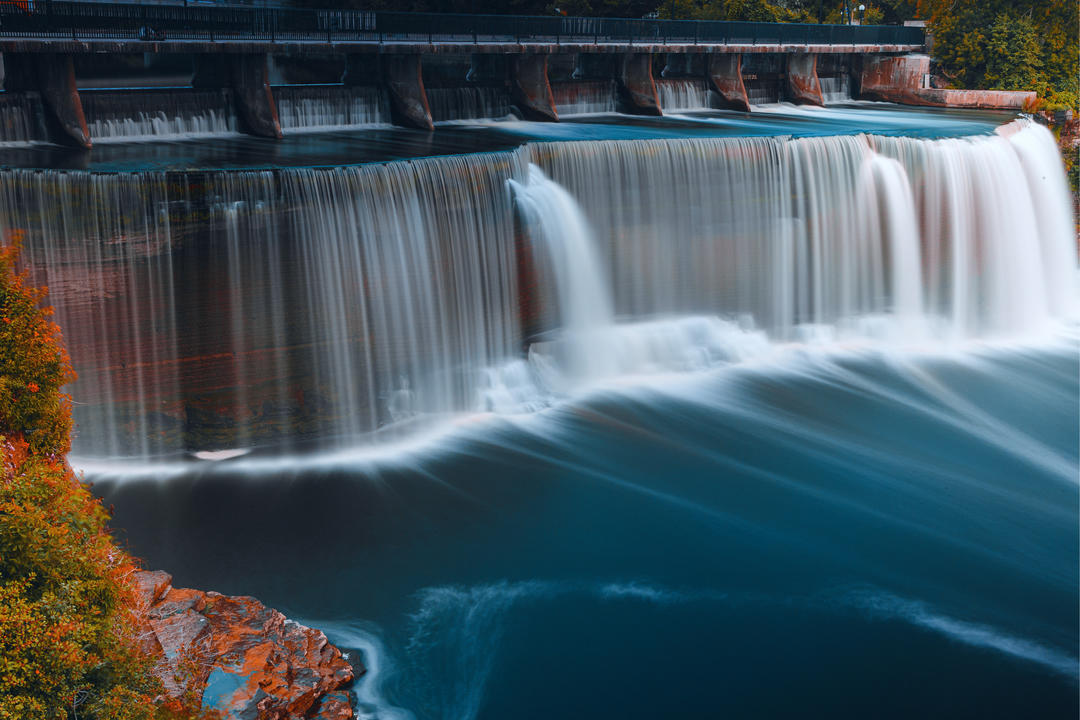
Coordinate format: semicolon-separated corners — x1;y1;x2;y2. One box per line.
509;165;616;389
1;119;1073;459
275;85;391;132
81;90;240;142
656;79;714;112
552;81;618;116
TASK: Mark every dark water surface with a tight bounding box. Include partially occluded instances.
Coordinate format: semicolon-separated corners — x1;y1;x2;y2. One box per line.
94;333;1080;719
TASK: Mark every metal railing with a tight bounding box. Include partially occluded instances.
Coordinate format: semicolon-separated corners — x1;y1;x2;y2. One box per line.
0;1;925;46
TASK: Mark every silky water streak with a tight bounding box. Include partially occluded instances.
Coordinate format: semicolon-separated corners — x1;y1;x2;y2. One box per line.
0;119;1073;459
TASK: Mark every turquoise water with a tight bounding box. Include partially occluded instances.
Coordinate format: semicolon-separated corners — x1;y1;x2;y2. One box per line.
0;102;1014;172
54;103;1078;718
94;330;1079;719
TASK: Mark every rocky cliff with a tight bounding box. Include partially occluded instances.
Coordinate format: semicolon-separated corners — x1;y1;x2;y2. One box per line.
132;570;357;720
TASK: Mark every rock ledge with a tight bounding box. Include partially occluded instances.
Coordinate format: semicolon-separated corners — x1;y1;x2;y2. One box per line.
132;570;357;720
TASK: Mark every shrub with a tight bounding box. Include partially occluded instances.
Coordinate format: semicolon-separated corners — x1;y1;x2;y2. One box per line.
0;243;210;719
0;236;74;456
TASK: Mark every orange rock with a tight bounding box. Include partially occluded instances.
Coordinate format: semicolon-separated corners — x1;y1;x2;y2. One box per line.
132;571;358;719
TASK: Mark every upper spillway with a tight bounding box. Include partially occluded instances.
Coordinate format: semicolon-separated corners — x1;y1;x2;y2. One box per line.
1;117;1074;459
0;104;1015;172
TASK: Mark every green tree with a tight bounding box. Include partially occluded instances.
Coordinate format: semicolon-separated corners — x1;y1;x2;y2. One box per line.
983;14;1042;92
926;0;1077;109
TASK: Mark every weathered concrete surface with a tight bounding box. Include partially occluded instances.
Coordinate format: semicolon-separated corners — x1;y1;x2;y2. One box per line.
661;52;693;77
229;53;283;139
468;53;509;84
510;54;558;122
572;52;616;80
859;54;1034;109
915;88;1035;109
786;53;824;106
384;54;433;130
132;570;357;719
4;53;90;147
617;52;661;116
706;53;750;112
0;39;924;57
0;53;31;92
858;53;928;103
38;54;91;148
341;53;375;86
191;54;228;89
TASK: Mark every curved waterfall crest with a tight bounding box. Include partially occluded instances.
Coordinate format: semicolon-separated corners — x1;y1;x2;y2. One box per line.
1;119;1073;458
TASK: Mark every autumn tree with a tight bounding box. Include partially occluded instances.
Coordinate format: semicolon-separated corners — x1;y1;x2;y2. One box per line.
0;241;211;719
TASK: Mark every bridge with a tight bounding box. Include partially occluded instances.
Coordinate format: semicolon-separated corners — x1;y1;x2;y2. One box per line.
0;1;927;146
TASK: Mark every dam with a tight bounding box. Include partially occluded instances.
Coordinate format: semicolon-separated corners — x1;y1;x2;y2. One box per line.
0;0;939;145
0;2;1076;718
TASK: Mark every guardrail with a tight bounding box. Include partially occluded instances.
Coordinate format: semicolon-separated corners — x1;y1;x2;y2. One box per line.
0;1;925;46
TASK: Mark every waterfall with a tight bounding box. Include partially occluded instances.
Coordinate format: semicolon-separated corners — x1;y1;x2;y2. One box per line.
819;76;852;104
2;119;1072;458
745;81;782;106
858;154;923;321
656;79;713;112
81;89;239;142
0;171;180;458
510;165;615;387
2;150;527;456
552;81;618;116
872;124;1074;335
532;122;1074;336
0;93;48;145
274;85;391;131
427;87;513;122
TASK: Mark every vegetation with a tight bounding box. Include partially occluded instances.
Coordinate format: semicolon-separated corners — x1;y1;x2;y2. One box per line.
920;0;1078;110
0;236;74;457
0;240;204;720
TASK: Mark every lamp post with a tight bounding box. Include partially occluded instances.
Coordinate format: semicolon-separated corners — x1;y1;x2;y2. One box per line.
858;4;866;25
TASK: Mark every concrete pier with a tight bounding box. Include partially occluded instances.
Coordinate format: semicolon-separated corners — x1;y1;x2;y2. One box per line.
4;53;90;148
192;53;281;138
617;53;661;116
228;54;282;139
786;54;824;106
384;54;433;131
511;55;558;122
707;54;751;112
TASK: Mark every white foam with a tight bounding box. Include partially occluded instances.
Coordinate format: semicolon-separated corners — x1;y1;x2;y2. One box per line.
845;590;1079;680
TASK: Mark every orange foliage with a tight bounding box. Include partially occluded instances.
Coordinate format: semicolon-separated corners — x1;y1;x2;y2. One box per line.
0;243;212;719
0;238;75;455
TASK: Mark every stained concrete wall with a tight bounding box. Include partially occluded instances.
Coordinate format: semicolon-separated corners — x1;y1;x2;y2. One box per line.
859;54;1034;109
510;55;558;122
384;54;433;130
3;53;90;147
228;54;282;139
707;54;750;112
786;54;824;106
617;53;661;116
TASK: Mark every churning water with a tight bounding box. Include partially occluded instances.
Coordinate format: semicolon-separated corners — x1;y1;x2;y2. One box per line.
2;105;1076;718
